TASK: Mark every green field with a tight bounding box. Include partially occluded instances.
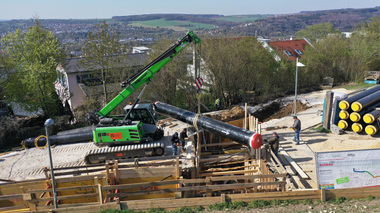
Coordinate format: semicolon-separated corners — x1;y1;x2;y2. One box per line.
131;18;215;30
217;15;273;22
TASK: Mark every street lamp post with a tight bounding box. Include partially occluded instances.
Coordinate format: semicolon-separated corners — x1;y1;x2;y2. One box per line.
44;118;58;209
293;58;305;116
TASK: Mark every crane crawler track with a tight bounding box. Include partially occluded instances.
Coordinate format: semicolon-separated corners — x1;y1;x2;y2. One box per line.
84;142;165;164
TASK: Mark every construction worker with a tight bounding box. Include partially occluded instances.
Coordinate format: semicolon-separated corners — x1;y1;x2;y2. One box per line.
180;128;188;152
215;98;221;110
292;116;301;145
267;132;280;157
171;132;179;156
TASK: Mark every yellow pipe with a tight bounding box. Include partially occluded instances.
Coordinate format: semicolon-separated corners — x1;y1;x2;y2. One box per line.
365;125;377;135
339;110;350;120
363;113;375;124
351;102;363;112
339;100;350;110
338;120;349;130
352;123;363;133
349;112;361;122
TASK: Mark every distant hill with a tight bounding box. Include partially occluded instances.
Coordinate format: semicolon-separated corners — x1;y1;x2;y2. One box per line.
112;14;240;30
217;7;380;37
0;7;379;42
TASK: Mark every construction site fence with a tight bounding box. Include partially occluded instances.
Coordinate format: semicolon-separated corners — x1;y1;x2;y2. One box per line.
4;186;380;212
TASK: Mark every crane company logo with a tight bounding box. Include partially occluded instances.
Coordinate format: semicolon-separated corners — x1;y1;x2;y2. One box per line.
319;163;334;166
110;132;123;140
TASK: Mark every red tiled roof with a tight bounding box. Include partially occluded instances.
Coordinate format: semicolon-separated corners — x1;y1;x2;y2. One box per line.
268;39;310;61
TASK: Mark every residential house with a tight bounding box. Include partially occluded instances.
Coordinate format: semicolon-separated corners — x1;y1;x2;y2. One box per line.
262;38;314;62
132;46;151;54
55;53;148;111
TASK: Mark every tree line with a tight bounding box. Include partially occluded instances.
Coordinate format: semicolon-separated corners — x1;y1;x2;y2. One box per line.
0;17;379;122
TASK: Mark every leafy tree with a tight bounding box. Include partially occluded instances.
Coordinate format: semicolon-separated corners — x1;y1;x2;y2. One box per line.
350;16;380;72
0;19;66;117
299;17;380;85
79;21;129;109
295;22;339;43
201;37;276;107
144;38;195;108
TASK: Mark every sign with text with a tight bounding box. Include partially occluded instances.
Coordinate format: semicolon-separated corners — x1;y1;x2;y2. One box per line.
317;149;380;189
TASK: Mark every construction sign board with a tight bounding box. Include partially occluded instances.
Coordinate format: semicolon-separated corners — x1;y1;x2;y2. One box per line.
316;149;380;189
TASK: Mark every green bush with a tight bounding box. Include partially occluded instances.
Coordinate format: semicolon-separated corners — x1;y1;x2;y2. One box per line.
301;198;313;205
208;202;230;211
146;208;166;213
365;195;376;201
170;206;197;213
283;199;298;205
248;200;272;208
334;196;347;204
230;201;248;209
194;206;204;212
271;199;282;206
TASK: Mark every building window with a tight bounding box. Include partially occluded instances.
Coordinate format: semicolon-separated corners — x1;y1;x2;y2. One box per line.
295;49;303;55
284;50;292;57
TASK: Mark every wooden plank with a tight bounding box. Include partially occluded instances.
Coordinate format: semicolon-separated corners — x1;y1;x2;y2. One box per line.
102;180;180;191
323;91;334;129
42;202;121;212
54;168;106;177
0;205;29;212
123;197;221;210
200;160;247;167
108;188;177;198
55;174;105;184
279;146;309;179
178;181;286;192
199;155;249;163
28;185;98;194
0;194;23;201
118;167;177;178
200;169;258;177
326;187;380;199
209;174;287;182
36;193;98;202
203;165;256;172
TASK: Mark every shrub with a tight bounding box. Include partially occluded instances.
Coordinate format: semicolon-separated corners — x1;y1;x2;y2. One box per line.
248;200;272;208
335;196;347;204
271;199;282;206
230;201;248;209
146;208;166;213
283;199;298;205
301;198;313;205
208;202;230;211
365;195;376;201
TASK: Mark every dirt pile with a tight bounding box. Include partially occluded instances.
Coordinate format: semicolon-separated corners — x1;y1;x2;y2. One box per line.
265;101;310;121
252;101;310;122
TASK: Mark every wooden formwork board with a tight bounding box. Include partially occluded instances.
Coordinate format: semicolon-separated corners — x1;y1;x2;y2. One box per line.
325;186;380;199
0;179;47;207
107;166;179;201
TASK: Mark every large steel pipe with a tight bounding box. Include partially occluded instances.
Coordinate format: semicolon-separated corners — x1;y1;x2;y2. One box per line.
22;131;93;148
339;85;380;110
338;120;351;130
154;101;262;149
365;124;378;136
349;102;380;122
351;90;380;112
363;109;380;124
339;110;350;120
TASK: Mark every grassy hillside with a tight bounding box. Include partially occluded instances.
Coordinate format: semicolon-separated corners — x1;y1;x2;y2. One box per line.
216;14;273;22
131;18;215;30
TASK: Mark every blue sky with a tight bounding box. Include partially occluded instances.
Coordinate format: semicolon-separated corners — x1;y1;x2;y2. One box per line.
1;0;379;19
